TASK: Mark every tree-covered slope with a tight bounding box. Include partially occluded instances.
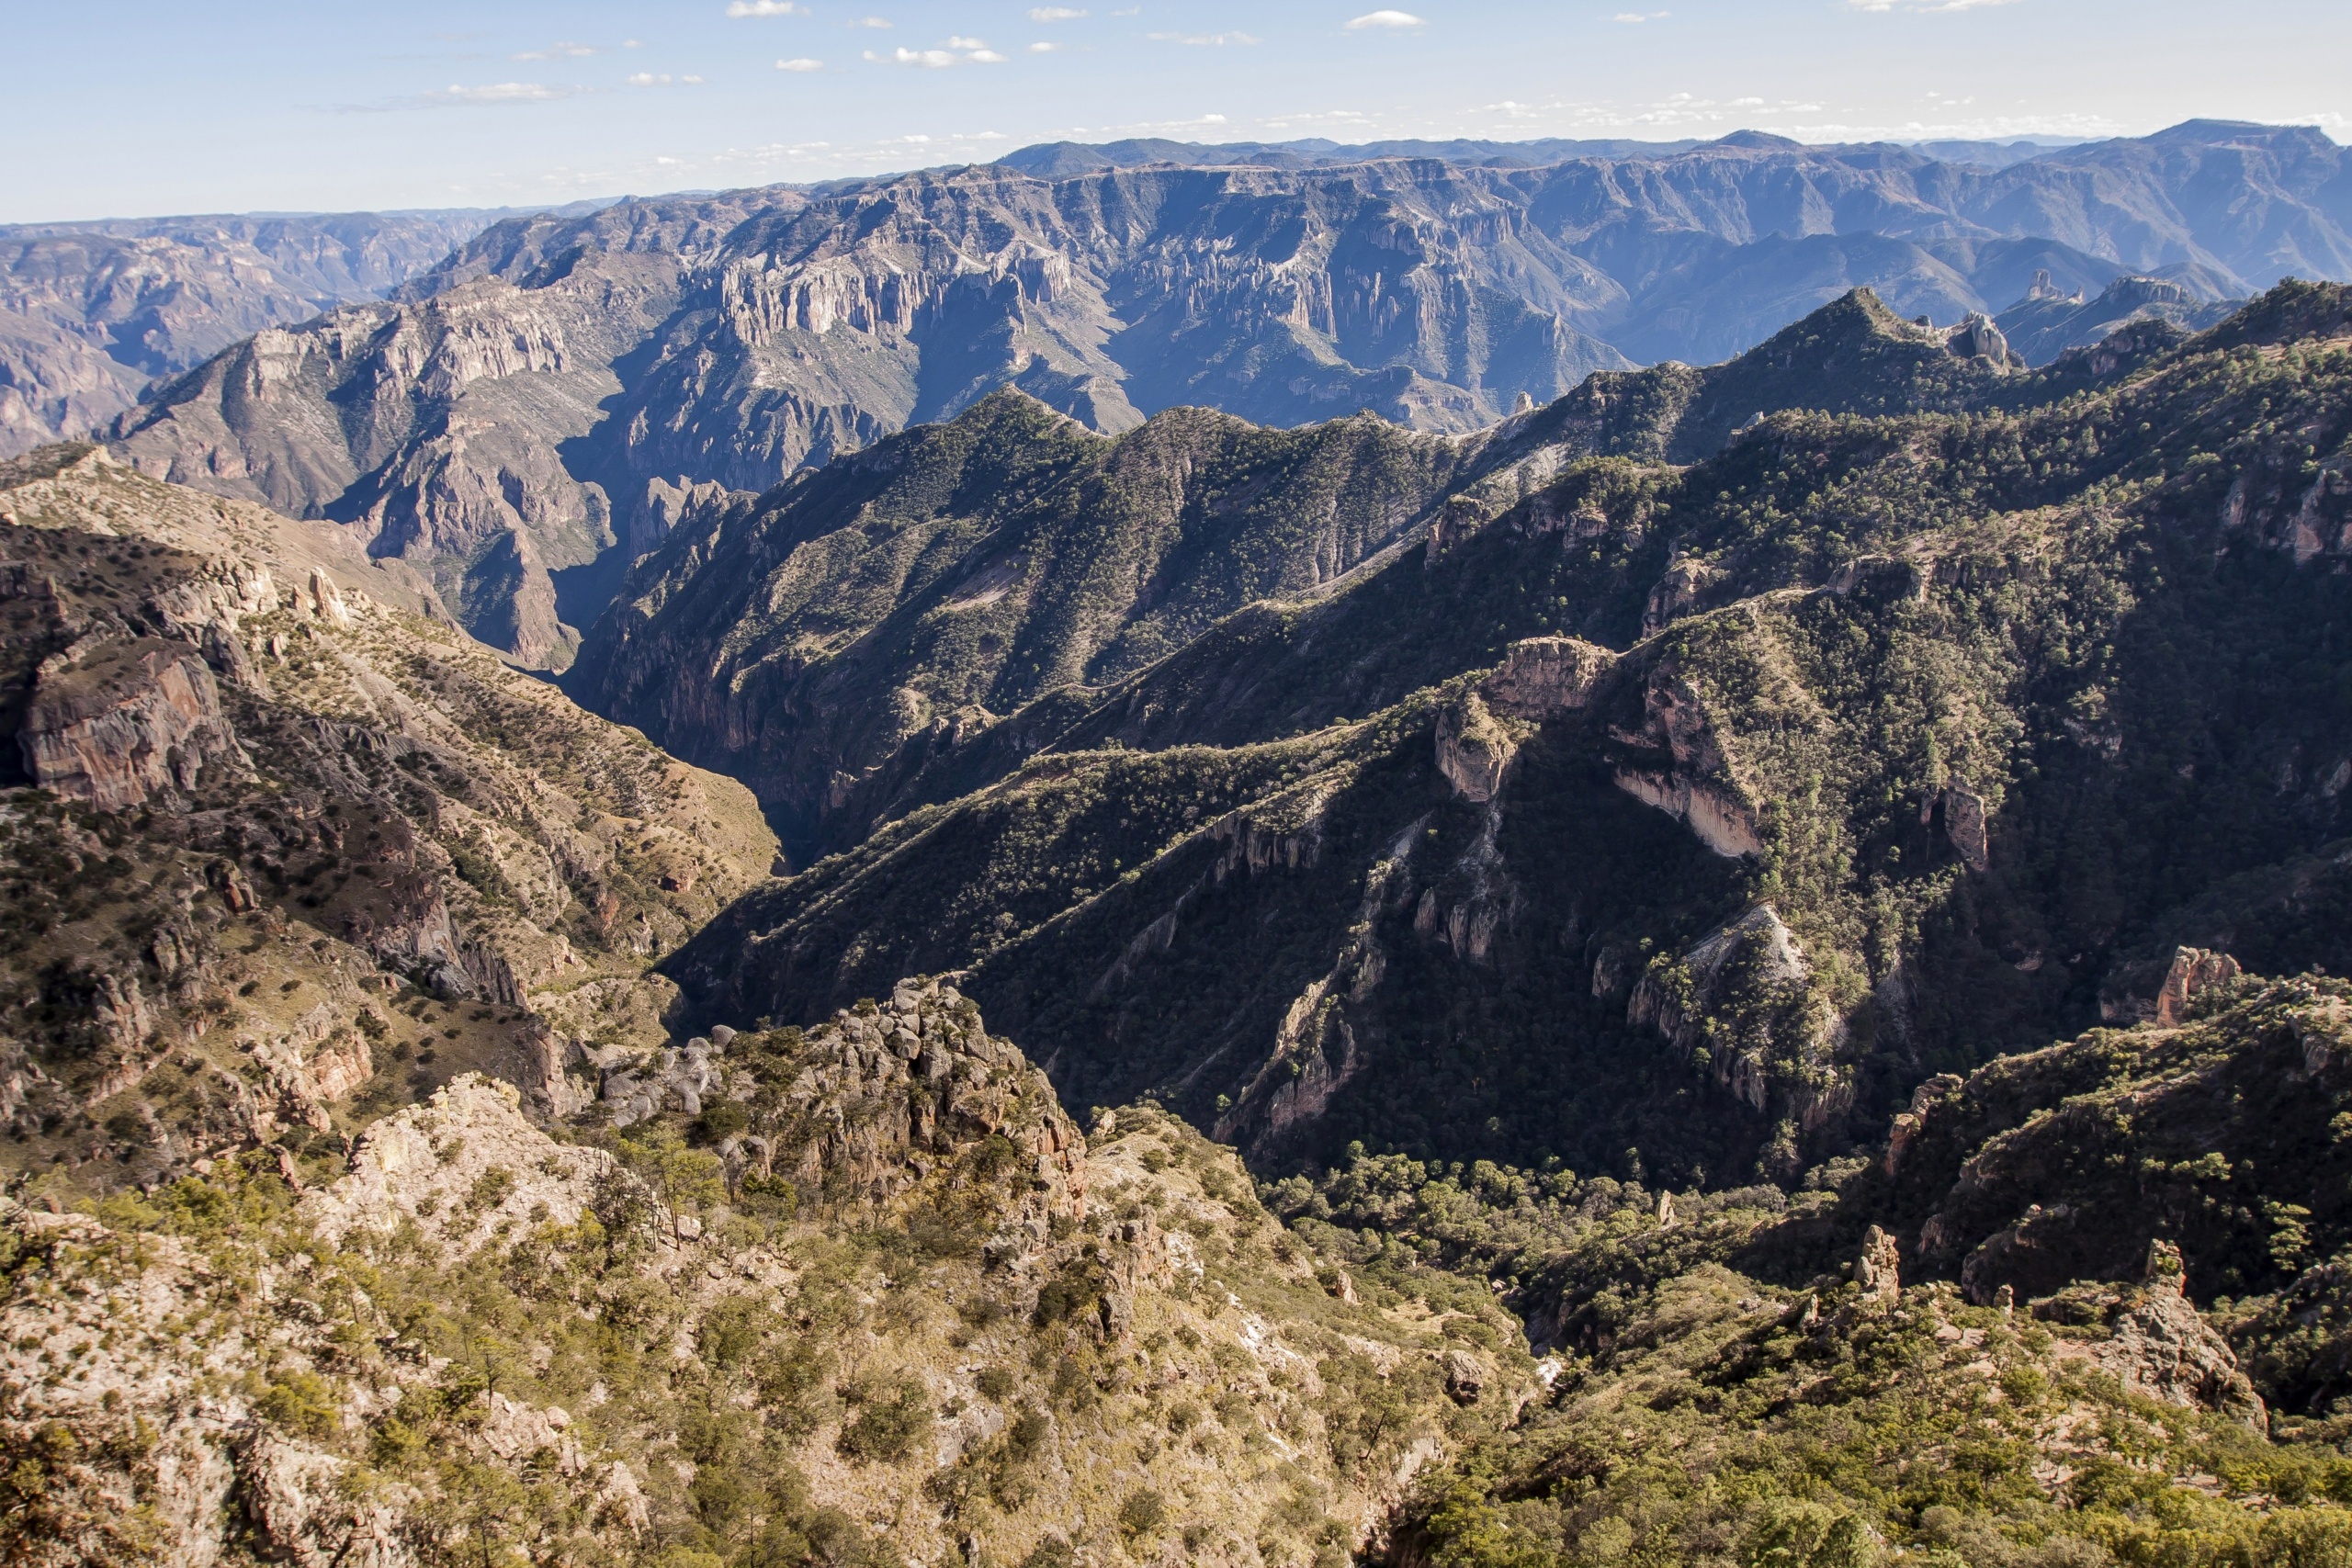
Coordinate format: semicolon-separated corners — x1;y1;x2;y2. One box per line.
656;282;2352;1190
573;289;2045;864
1353;966;2352;1568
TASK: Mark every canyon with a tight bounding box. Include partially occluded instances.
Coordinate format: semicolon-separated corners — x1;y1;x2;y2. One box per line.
5;123;2352;1567
44;119;2341;662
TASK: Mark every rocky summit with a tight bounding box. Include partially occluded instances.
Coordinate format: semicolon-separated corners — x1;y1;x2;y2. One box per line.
9;131;2352;1568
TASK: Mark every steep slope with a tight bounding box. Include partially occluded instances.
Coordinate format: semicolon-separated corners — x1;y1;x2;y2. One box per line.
1997;272;2244;367
654;282;2352;1190
108;255;688;668
0;446;775;1193
0;991;1525;1567
105;123;2344;664
570;394;1487;858
0;209;531;457
574;288;2031;860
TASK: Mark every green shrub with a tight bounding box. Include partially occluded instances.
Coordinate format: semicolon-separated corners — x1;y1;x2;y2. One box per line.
1119;1489;1168;1539
835;1377;933;1463
690;1100;750;1145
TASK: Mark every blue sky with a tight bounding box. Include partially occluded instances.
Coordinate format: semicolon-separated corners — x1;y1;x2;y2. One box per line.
0;0;2342;222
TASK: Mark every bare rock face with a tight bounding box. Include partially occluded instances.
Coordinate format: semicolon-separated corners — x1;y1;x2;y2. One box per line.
1480;635;1612;720
1940;786;1990;874
1610;662;1763;859
1612;766;1764;859
2155;946;2242;1025
18;636;240;809
630;474;742;561
2086;1242;2267;1431
1944;311;2021;367
2099;945;2244;1026
1856;1224;1902;1305
1434;691;1520;804
1882;1072;1963;1177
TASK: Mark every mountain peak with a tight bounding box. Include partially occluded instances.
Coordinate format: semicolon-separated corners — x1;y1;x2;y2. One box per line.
1708;130;1806;152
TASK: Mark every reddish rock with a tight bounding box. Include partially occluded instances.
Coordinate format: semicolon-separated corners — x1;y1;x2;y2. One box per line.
19;637;238;810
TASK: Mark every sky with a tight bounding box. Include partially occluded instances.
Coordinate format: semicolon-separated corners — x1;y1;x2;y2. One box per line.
0;0;2344;223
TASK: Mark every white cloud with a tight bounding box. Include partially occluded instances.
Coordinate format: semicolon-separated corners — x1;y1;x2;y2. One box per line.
726;0;803;16
1344;9;1424;28
1148;30;1260;45
851;16;894;27
1849;0;2024;10
514;41;596;60
628;72;705;85
866;42;1004;66
1027;40;1063;52
775;56;825;71
1611;11;1670;21
422;82;577;105
623;39;645;48
1028;6;1087;17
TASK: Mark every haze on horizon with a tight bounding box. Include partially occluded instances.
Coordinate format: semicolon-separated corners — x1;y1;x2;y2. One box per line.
0;0;2343;224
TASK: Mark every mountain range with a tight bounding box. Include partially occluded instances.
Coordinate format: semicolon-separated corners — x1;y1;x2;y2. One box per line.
36;118;2330;665
578;280;2352;1200
0;207;619;462
6;214;2352;1565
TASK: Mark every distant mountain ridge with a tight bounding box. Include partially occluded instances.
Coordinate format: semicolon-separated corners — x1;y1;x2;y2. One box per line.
0;202;612;459
989;131;2076;176
82;120;2352;665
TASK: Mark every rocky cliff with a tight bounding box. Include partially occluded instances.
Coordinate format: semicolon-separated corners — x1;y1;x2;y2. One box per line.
104;121;2332;665
0;446;775;1193
0;209;526;458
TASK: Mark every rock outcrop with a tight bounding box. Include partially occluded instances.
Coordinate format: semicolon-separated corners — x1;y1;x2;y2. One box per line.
2068;1242;2270;1430
1481;635;1613;719
2100;944;2245;1026
737;978;1088;1266
1609;661;1763;858
18;636;240;808
1434;692;1520;804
